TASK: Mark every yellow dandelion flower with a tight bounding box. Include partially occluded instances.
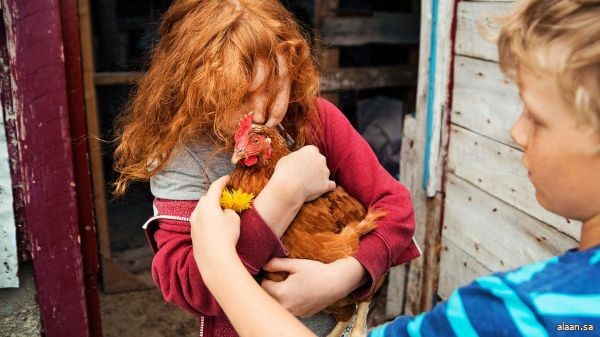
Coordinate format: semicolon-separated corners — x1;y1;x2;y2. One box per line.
220;189;255;213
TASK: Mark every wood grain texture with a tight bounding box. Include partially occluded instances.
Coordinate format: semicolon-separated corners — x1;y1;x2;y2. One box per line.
2;0;89;334
423;0;457;196
438;237;490;299
451;55;521;147
396;0;454;316
444;174;577;273
78;0;112;260
455;1;512;62
0;103;18;288
447;125;581;239
321;12;420;46
62;0;103;334
0;6;29;261
321;66;417;91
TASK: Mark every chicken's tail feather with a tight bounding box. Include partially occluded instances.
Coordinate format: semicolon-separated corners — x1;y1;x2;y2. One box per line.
351;208;386;236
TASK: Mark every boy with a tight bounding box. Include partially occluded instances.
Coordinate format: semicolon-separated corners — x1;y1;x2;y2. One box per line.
189;0;600;336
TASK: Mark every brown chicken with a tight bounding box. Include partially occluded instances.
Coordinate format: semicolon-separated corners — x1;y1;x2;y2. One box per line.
226;113;384;321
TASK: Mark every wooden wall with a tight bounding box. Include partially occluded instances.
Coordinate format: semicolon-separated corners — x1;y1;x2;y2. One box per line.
393;0;582;315
439;0;580;299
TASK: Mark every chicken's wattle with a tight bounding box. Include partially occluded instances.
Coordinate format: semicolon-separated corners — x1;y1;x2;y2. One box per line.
243;156;258;166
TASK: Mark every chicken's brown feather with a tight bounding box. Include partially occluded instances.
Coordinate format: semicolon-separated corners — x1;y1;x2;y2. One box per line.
225;125;385;321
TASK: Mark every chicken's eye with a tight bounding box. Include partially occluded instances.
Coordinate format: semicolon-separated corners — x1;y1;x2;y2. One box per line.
252;138;259;144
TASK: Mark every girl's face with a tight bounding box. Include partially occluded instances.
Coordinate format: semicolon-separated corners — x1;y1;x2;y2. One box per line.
511;70;600;222
227;55;291;133
249;54;291;127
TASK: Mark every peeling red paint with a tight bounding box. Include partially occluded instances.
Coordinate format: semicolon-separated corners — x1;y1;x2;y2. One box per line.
2;0;90;336
0;5;30;261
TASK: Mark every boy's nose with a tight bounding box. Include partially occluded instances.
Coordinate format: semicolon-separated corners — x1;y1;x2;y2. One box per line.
510;112;529;149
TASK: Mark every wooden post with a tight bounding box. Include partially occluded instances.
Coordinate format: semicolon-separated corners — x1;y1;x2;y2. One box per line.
78;0;112;260
60;0;103;334
314;0;340;105
1;0;90;334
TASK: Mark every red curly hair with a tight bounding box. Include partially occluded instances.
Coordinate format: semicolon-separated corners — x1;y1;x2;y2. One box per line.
113;0;321;195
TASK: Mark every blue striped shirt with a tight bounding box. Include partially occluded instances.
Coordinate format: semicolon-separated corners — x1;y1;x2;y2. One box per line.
370;245;600;337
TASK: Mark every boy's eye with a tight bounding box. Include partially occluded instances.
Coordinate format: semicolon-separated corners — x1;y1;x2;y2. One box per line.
525;108;542;126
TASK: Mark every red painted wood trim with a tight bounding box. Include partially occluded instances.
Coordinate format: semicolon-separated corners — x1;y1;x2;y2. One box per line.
58;0;103;335
2;0;90;336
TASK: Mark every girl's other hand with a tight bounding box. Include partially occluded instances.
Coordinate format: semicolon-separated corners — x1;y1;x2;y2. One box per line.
191;175;241;268
260;257;366;317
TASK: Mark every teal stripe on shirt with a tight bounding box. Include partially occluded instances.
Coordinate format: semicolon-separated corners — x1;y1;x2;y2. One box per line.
531;293;600;316
446;291;479;337
406;313;425;337
369;323;388;337
590;251;600;265
505;257;559;285
477;276;548;337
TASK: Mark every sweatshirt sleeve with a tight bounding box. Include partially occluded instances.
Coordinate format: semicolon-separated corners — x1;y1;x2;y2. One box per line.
314;98;419;300
150;199;287;316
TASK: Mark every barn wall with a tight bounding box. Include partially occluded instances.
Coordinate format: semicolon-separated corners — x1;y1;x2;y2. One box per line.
438;0;580;299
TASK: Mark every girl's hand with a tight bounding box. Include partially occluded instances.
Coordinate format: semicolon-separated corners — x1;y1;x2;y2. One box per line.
254;146;336;237
191;175;241;268
260;257;367;317
271;145;336;202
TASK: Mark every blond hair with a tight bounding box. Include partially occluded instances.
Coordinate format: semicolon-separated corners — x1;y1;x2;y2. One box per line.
113;0;320;195
497;0;600;134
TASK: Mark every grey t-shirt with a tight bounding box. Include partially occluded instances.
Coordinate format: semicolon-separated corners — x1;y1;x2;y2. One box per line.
149;141;337;336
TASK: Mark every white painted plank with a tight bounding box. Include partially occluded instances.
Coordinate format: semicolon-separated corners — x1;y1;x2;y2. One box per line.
397;0;433;314
424;0;456;196
452;55;522;147
444;174;578;274
455;1;513;62
438;237;490;300
447;125;581;238
0;104;18;288
386;264;408;317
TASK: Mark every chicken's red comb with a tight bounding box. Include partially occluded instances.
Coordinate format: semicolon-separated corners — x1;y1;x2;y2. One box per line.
234;112;254;145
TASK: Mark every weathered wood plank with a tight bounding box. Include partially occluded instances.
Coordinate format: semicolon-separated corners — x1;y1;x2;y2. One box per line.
80;0;112;262
438;237;490;300
451;55;521;147
398;0;452;315
423;0;456;196
94;71;143;86
2;0;90;334
321;12;420;46
64;0;103;334
386;264;408;318
0;4;29;261
386;114;419;318
455;1;512;62
447;125;581;239
0;103;18;288
95;66;418;91
444;174;578;273
320;66;417;91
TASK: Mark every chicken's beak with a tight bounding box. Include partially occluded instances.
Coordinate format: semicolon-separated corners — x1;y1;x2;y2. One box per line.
231;151;243;164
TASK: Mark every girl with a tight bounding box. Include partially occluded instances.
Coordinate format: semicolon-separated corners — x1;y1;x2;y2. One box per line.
113;0;419;336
